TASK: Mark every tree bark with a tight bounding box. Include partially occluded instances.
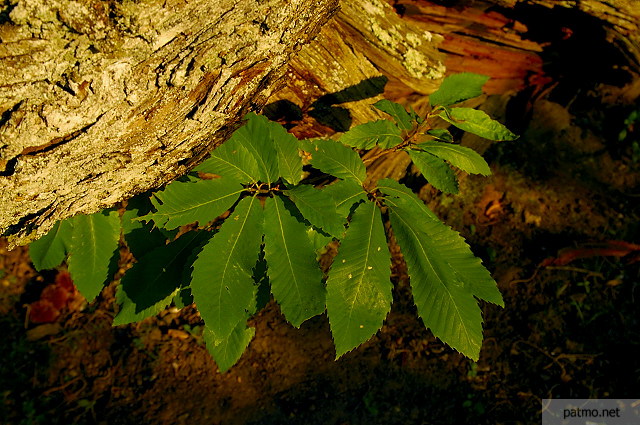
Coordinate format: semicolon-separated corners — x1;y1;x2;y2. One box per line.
2;0;638;248
267;0;446;188
395;0;639;93
267;0;446;133
0;0;339;246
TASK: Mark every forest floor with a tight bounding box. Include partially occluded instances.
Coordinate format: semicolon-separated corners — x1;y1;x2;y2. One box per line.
2;78;640;425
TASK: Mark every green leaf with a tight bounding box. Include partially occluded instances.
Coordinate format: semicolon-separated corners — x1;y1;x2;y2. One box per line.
270;122;304;185
67;210;120;302
340;120;403;150
376;179;439;221
305;139;366;185
407;150;459;194
438;107;517;141
203;321;255;373
143;178;244;229
191;196;264;340
29;218;73;271
252;251;271;312
387;203;482;360
321;180;368;217
122;197;170;258
429;73;489;106
123;222;169;260
121;196;150;235
382;184;502;306
173;287;193;309
114;231;210;325
306;227;333;255
416;141;491;175
387;200;501;361
234;113;279;183
372;100;414;130
285;185;345;238
194;137;260;183
326;201;392;357
263;195;325;327
409;105;423;124
426;128;453;143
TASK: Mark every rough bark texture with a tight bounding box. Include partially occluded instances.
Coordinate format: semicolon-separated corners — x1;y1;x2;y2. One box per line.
267;0;446;187
0;0;339;246
268;0;445;132
2;0;638;248
394;0;545;93
396;0;639;92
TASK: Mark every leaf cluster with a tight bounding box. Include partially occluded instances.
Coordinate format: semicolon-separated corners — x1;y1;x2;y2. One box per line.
29;73;515;371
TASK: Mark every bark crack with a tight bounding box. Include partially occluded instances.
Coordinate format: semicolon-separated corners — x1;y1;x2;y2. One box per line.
0;101;23;130
19;114;103;157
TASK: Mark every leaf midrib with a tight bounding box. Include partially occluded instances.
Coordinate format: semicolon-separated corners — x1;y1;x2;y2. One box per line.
273;197;304;308
440;108;514;139
87;216;98;271
157;188;244;224
335;190;365;212
239;132;276;184
216;197;256;329
388;201;475;348
168;188;243;214
210;152;257;183
377;183;439;221
275;141;302;184
343;203;377;344
319;154;364;185
420;143;489;174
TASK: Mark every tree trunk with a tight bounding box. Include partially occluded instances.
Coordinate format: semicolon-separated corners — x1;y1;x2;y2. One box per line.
2;0;638;248
395;0;639;93
0;0;340;246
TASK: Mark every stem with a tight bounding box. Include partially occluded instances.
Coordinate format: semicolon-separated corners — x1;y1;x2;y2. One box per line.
363;148;392;164
364;108;437;165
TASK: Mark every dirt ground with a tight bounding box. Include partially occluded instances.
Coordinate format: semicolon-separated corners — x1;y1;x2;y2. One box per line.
3;58;640;425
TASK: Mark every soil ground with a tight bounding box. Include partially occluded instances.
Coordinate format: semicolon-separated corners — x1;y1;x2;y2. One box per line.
2;68;640;425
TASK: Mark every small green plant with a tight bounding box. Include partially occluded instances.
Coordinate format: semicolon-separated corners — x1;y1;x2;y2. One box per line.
619;107;640;164
29;73;517;371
